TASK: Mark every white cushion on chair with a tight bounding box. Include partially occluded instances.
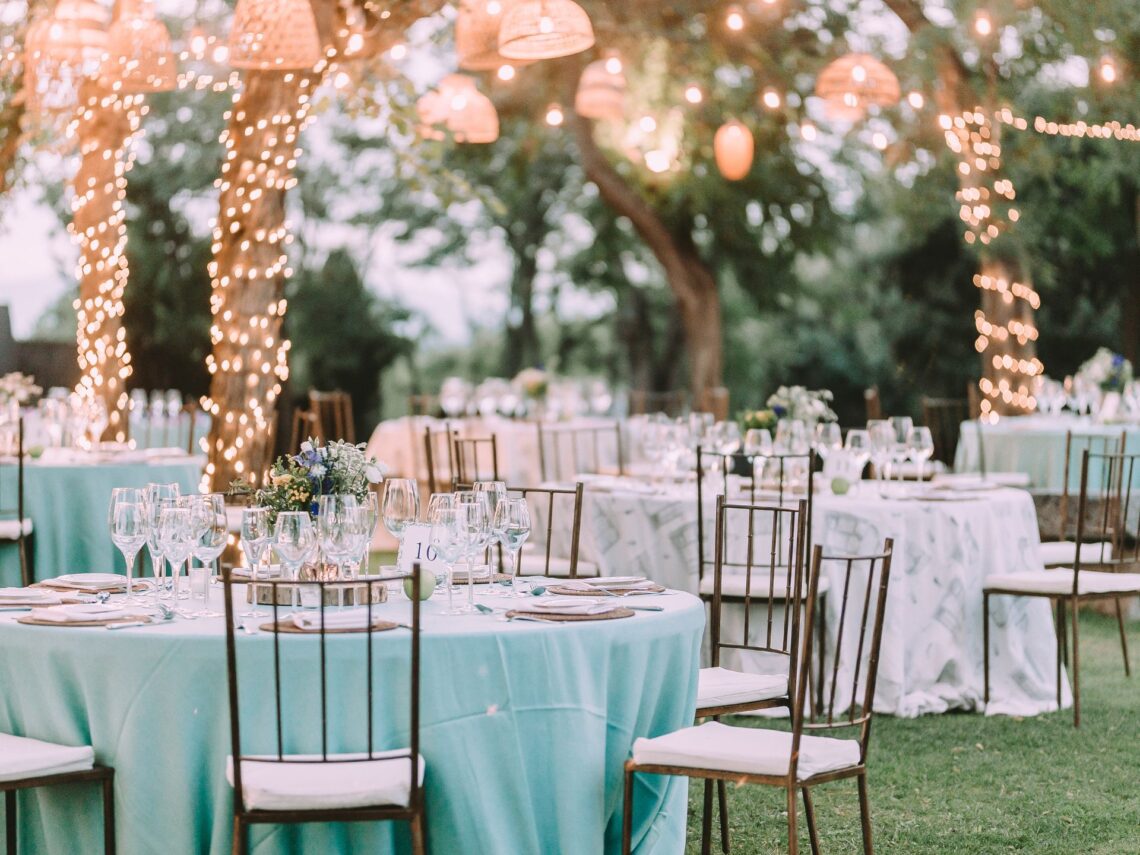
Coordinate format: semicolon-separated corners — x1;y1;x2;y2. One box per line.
697;667;787;711
227;749;424;811
632;721;860;782
698;573;829;598
0;518;33;539
1038;541;1113;567
0;734;94;782
985;569;1140;596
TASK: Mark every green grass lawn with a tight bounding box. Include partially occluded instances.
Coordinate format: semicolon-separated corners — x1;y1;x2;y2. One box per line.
683;611;1140;854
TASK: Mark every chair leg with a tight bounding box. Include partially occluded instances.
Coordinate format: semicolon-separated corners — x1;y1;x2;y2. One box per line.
857;773;874;855
231;816;246;855
801;787;821;855
815;597;827;718
621;769;635;855
786;785;799;855
6;790;16;855
102;772;116;855
717;779;730;853
1057;600;1068;666
409;810;427;855
700;778;714;855
982;592;991;705
1054;599;1064;709
1071;598;1081;728
1114;599;1131;677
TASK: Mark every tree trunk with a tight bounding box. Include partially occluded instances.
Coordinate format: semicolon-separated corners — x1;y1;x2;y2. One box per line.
70;78;144;440
1123;189;1140;368
503;244;539;374
567;109;723;400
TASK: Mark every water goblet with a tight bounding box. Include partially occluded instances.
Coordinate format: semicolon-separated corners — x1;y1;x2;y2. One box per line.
145;482;181;598
240;507;272;617
455;491;492;613
382;479;420;572
430;506;467;615
274;511;317;608
907;426;935;483
494;498;532;597
108;488;147;601
187;494;228;616
157;507;194;601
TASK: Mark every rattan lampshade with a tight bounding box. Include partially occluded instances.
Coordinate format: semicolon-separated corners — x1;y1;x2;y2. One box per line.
104;1;176;93
228;0;322;71
714;120;754;181
417;74;500;144
23;0;109;111
457;0;517;70
575;52;625;121
498;0;594;61
815;53;899;120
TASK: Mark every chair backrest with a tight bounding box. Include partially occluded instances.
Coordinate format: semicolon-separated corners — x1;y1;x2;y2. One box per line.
288;407;320;456
407;394;439;417
921;397;968;468
308;390;355;443
423;424;456;496
222;570;422;817
536;421;624;482
1059;431;1127;538
966;382;982;420
452;434;499;487
1073;449;1140;579
629;389;689;418
696;446;815;584
508;482;585;578
864;386;882;422
697;386;730;422
792;541;894;770
708;496;809;677
180;402;200;455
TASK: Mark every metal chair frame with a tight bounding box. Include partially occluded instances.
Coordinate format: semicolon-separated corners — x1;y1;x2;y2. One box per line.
536;421;625;482
423;424;457;497
920;397;968;469
3;765;116;855
308;390;355;444
451;434;500;489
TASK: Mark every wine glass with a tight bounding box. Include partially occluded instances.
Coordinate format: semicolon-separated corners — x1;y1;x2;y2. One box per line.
382;479;420;571
843;429;871;481
867;420;895;491
775;419;808;454
455;490;492;613
145;482;181;598
240;507;272;617
473;480;508;594
108;488;147;602
425;492;455;522
907;426;935;482
361;490;381;575
274;511;317;608
716;421;742;455
743;429;773;487
814;423;843;461
430;506;467;616
494;498;532;597
157;507;194;601
186;494;227;617
317;494;364;578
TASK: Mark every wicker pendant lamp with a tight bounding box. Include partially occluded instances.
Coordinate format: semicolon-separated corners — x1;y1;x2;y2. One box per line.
815;53;899;121
575;51;625;121
228;0;322;71
417;74;499;144
22;0;110;111
457;0;518;70
714;119;753;181
104;0;176;93
498;0;594;61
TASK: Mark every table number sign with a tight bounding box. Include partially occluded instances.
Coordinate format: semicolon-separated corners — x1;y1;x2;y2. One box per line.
397;523;449;575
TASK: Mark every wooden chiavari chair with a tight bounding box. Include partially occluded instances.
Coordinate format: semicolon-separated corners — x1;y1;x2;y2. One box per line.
920;396;968;469
308;390;355;443
452;434;500;487
512;483;587;578
536;421;625;482
1040;430;1127;567
623;540;895;855
288;408;320;456
629;390;689;418
984;449;1140;727
0;417;33;586
863;386;882;422
221;571;426;854
423;424;457;496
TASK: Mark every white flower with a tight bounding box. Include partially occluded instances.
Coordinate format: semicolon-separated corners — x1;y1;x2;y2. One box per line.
300;440;314;454
310;463;326;477
365;462;386;483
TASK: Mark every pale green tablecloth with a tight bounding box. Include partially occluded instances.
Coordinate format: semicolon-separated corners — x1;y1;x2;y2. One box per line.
0;585;702;854
0;452;204;586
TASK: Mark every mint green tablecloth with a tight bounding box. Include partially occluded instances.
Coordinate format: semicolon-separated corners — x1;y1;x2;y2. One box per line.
0;454;204;586
0;586;702;854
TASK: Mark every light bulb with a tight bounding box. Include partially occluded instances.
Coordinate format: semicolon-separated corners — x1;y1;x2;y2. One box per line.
684;84;703;104
497;64;516;81
761;88;781;109
645;150;670;173
800;121;817;141
605;55;622;75
389;42;407;60
1098;55;1118;84
907;91;925;109
974;11;993;37
725;5;745;31
545;103;564;126
539;15;553;33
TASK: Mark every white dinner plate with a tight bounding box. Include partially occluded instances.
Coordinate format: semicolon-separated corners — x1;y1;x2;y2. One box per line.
51;573;127;586
581;576;646;586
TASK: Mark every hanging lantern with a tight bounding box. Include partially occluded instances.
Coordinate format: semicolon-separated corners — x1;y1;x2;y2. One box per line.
417;74;499;144
714;120;753;181
815;53;900;121
227;0;322;71
457;0;518;70
22;0;110;111
574;51;625;121
498;0;594;61
104;0;176;93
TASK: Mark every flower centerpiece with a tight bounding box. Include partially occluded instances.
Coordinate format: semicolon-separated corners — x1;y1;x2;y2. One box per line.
739;408;779;433
513;367;549;401
235;438;386;524
766;385;837;425
1077;348;1133;393
0;372;43;407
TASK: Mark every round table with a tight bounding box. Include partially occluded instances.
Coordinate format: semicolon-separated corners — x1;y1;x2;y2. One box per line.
0;450;204;587
570;478;1068;718
0;583;702;854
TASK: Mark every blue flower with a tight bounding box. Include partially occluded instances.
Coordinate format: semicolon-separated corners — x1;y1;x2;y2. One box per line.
773;405;787;417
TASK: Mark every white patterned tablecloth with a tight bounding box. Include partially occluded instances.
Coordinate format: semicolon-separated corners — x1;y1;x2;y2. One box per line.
571;480;1069;718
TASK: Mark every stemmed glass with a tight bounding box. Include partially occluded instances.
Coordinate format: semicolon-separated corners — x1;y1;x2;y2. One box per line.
907;426;935;483
494;498;532;597
430;506;467;615
743;428;773;487
145;482;180;598
867;420;895;493
240;507;272;617
317;495;367;579
361;490;381;575
108;488;147;602
474;481;507;594
382;479;420;572
274;511;317;608
455;490;492;613
890;416;914;480
187;494;227;616
157;507;194;600
814;423;843;461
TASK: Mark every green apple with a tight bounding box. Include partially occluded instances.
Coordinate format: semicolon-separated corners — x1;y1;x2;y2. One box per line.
27;446;45;459
830;477;851;495
403;566;437;600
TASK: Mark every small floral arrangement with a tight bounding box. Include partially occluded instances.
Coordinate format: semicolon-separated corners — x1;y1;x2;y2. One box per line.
739;408;779;432
235;438;386;523
766;386;837;424
0;372;42;405
513;367;549;400
1076;348;1133;393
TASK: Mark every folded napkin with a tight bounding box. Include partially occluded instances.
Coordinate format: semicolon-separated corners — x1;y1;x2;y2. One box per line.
28;604;136;623
292;608;378;632
558;577;656;592
526;597;619;616
0;587;59;602
39;573;127;591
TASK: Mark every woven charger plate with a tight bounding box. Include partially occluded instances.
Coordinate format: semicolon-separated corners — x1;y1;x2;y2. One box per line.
505;608;634;622
16;614;155;628
450;572;513;585
260;618;400;635
546;584;666;597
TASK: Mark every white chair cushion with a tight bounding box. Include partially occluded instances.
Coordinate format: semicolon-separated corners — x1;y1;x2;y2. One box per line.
632;721;860;781
227;749;424;811
697;667;787;711
0;734;95;782
986;569;1140;596
698;573;829;598
1038;541;1113;567
0;518;33;539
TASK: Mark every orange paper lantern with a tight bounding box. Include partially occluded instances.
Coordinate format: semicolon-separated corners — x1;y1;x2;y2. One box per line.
714;120;753;181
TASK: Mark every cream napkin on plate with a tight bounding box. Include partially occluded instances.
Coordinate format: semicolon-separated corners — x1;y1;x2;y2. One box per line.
28;604;135;623
292;608;379;632
526;597;619;616
558;577;656;592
